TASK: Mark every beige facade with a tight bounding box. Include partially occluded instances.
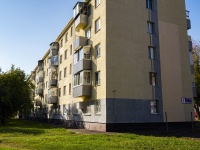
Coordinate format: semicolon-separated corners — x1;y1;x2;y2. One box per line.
29;0;194;131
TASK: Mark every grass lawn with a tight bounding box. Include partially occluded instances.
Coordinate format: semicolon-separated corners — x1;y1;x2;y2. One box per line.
0;119;199;150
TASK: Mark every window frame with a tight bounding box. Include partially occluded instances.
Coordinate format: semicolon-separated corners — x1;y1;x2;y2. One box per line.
95;18;101;33
95;0;100;8
65;50;68;60
147;21;154;34
95;71;101;86
148;46;156;60
95;43;101;58
63;86;66;96
64;67;67;78
149;72;157;86
150;100;158;114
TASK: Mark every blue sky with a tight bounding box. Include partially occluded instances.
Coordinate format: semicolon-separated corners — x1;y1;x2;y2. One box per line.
0;0;199;74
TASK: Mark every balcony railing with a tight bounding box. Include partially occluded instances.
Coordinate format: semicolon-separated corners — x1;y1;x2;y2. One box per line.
36;100;42;106
73;85;91;97
74;36;88;51
75;14;88;30
74;59;92;74
48;88;58;104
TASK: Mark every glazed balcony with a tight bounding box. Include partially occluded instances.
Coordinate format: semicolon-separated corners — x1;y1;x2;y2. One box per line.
48;79;57;87
74;36;88;51
36;100;42;106
36;77;44;84
48;88;58;104
48;96;58;104
73;85;91;98
188;36;192;52
37;66;43;72
186;10;191;30
50;42;59;57
37;88;43;95
49;55;59;67
37;83;43;95
75;14;88;30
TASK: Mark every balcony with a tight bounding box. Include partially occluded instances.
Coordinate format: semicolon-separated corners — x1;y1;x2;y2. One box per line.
36;100;42;106
75;14;88;30
191;65;194;74
48;79;57;87
74;59;92;74
74;36;88;51
186;10;191;30
188;41;192;52
48;88;58;104
36;76;44;84
37;66;43;72
50;42;59;57
37;88;43;95
73;85;91;97
48;96;58;104
187;19;191;30
49;55;59;67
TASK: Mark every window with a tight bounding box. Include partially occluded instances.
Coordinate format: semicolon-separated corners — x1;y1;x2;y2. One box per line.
69;83;71;95
64;67;67;78
95;0;100;8
95;71;100;85
65;33;68;42
148;46;156;59
63;86;66;96
46;81;48;88
84;101;91;114
44;71;45;77
151;100;158;114
59;88;61;97
43;83;45;89
96;44;101;58
69;64;72;74
74;48;91;64
86;27;91;39
60;39;63;48
65;50;68;59
59;71;62;80
95;100;101;114
70;45;72;55
95;18;101;33
63;105;66;115
44;60;46;66
149;72;157;86
71;27;73;37
146;0;153;10
147;21;154;34
47;69;48;76
74;71;91;86
60;55;62;64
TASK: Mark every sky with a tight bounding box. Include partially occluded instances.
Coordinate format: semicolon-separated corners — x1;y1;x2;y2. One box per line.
0;0;199;74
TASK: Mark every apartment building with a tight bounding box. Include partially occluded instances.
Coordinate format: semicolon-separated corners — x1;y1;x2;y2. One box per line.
29;0;195;131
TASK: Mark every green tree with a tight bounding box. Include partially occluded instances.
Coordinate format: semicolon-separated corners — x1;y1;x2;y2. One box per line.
193;42;200;119
0;65;34;125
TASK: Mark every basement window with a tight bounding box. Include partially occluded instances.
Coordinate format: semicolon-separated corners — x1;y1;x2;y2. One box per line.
151;100;158;114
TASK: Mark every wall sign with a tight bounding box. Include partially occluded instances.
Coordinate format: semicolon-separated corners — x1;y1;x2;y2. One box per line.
181;97;192;104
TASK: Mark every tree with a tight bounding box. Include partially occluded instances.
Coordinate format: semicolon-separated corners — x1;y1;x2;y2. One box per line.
0;65;34;125
193;42;200;119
